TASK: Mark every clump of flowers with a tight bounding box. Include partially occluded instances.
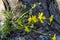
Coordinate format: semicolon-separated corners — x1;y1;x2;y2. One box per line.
28;15;38;23
0;1;54;39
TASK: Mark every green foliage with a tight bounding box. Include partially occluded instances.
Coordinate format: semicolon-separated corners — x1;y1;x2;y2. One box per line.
0;11;18;37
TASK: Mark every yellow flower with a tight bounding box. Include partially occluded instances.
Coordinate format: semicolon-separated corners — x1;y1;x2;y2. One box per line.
28;15;37;23
32;4;36;9
32;15;38;23
49;15;54;24
28;16;32;23
52;34;56;40
25;26;30;32
38;12;46;23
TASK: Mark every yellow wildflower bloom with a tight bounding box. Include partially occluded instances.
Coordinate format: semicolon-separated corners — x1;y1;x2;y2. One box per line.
49;15;54;24
28;15;37;23
52;34;56;40
38;12;46;23
32;4;36;9
32;15;38;23
28;16;32;23
25;26;30;32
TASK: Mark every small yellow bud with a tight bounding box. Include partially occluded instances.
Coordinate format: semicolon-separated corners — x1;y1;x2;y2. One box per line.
39;2;42;5
32;4;36;9
49;15;54;24
17;20;23;26
25;26;30;32
52;34;56;40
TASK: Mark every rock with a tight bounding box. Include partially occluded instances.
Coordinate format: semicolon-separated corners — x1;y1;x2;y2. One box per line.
0;0;5;21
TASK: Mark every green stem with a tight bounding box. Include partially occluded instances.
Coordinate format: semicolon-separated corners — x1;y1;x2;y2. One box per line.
18;2;41;19
33;30;53;38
